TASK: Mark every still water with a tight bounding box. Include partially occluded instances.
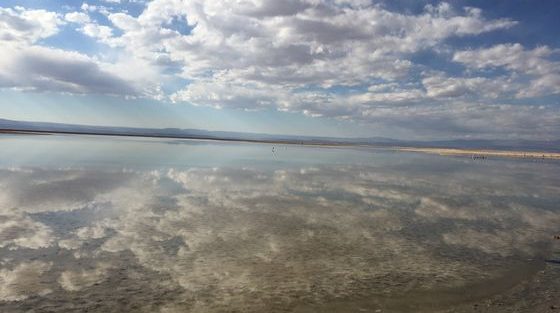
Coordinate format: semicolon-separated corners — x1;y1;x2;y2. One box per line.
1;134;559;312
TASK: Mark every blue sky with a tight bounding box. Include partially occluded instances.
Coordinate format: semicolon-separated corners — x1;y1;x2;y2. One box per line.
1;0;559;139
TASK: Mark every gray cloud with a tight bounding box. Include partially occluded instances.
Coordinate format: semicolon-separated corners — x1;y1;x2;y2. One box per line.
0;46;139;96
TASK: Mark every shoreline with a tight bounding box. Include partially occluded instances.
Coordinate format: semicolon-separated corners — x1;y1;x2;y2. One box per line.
396;147;560;160
0;130;50;135
0;128;352;147
2;129;559;160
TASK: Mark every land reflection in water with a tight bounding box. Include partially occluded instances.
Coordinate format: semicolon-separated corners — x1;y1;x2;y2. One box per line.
1;135;559;312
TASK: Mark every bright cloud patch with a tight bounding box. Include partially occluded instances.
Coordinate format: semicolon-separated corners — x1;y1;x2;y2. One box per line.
0;7;61;43
453;43;560;98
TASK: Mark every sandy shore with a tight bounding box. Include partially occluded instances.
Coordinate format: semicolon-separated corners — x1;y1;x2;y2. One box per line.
397;147;560;160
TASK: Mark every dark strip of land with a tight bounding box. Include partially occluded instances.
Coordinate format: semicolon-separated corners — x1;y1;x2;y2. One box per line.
0;129;50;135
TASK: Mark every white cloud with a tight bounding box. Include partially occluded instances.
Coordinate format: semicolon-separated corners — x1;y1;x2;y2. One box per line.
453;43;560;97
81;23;113;40
0;7;61;44
64;11;90;24
100;1;517;115
80;3;110;15
108;12;140;31
171;80;290;110
422;74;516;99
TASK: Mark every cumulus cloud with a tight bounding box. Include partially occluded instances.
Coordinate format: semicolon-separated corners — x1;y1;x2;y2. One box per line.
64;12;90;24
0;6;162;98
0;7;61;44
161;1;515;90
84;0;521;130
0;46;138;95
107;0;557;138
423;75;500;98
81;23;113;41
453;43;560;98
80;3;111;15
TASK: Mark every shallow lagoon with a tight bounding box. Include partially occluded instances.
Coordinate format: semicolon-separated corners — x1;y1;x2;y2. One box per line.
1;134;559;312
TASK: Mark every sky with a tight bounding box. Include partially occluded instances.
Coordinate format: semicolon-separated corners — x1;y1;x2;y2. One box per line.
0;0;559;140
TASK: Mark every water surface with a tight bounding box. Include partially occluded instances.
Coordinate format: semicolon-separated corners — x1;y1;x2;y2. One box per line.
1;134;559;312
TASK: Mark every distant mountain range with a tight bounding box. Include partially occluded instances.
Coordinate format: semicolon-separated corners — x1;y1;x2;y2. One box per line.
1;118;559;152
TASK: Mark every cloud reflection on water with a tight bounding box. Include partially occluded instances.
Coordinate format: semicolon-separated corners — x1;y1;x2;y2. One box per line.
0;154;559;312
